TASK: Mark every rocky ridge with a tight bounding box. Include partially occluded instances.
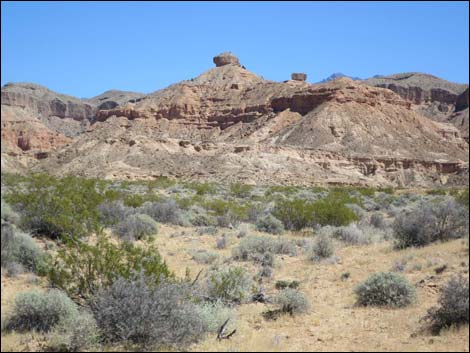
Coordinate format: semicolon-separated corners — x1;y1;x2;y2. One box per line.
1;53;468;186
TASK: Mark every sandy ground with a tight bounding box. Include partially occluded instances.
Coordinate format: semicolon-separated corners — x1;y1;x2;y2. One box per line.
1;224;469;352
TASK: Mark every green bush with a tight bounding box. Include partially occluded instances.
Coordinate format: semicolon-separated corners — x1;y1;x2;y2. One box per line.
355;272;416;307
47;310;100;352
230;183;253;198
4;289;78;332
3;174;106;239
275;280;300;290
207;266;253;303
114;213;158;241
273;199;316;231
46;235;171;302
423;275;469;333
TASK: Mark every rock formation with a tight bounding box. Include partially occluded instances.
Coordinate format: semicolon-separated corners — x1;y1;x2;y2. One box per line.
213;52;241;67
291;73;307;81
2;54;468;187
364;73;469;140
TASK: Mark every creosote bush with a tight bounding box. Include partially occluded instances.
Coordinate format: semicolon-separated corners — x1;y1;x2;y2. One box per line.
3;174;105;238
46;235;171;302
114;213;158;241
423;275;469;333
355;272;416;307
4;289;78;332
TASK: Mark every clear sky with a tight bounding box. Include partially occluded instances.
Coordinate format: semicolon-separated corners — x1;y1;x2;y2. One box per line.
1;1;469;98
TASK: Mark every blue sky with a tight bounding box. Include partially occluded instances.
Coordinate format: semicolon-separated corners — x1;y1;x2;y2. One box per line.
1;1;469;98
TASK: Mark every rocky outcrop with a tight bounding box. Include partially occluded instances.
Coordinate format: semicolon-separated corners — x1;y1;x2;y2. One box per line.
364;73;469;140
456;88;469;112
291;73;307;81
213;52;241;67
1;83;95;121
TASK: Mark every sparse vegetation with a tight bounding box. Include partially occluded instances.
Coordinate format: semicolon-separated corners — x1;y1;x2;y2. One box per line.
308;234;334;261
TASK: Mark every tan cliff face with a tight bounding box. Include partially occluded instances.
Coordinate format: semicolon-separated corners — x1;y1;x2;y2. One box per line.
364;73;469;141
1;53;469;186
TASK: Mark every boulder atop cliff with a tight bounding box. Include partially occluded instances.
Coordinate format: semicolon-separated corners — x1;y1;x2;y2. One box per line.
213;52;241;67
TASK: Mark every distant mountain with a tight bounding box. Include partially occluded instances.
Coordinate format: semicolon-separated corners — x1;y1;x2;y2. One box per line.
318;73;362;83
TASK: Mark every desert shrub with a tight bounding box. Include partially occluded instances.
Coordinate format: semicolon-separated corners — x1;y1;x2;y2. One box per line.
236;223;250;238
47;310;100;352
256;214;285;235
272;199;316;231
197;226;218;236
456;189;469;209
275;288;310;315
370;212;386;229
393;198;468;248
194;301;236;333
308;234;334;261
98;200;134;225
3;174;105;239
232;235;296;263
346;203;367;219
423;275;469;333
207;266;253;303
139;199;187;226
113;213;158;241
187;182;218;196
188;205;215;226
1;198;20;225
216;236;229;249
191;249;219;264
258;265;274;278
355;272;416;307
92;274;207;348
334;224;370;245
4;289;78;332
1;223;45;274
275;280;300;290
230;183;253;198
311;195;358;227
46;235;171;302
